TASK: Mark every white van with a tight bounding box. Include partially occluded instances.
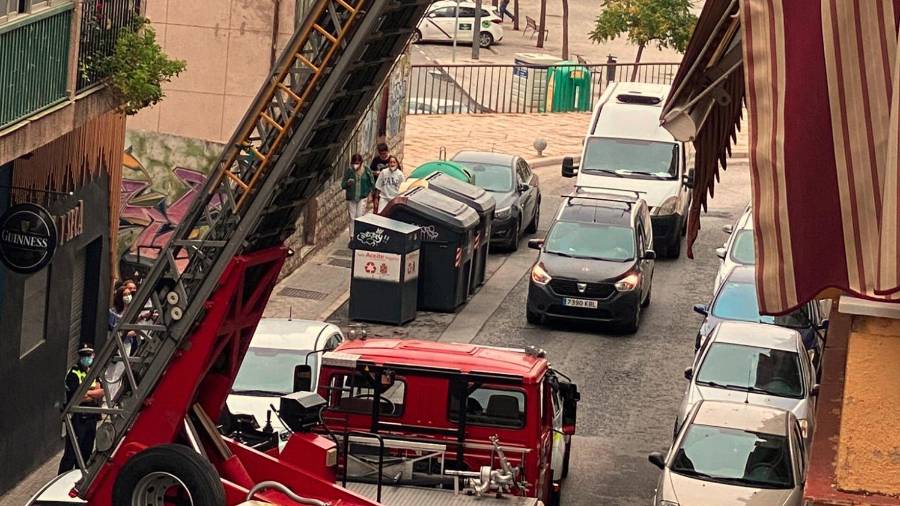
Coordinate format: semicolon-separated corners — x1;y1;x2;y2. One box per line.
562;82;694;258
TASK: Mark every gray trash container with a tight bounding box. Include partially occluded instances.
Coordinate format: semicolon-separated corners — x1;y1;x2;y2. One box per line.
348;214;421;325
381;187;479;312
420;171;496;293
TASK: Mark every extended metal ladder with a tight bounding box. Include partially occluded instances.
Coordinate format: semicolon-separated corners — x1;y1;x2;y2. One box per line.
62;0;430;496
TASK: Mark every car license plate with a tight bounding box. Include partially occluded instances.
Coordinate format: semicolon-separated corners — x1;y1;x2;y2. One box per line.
563;298;598;309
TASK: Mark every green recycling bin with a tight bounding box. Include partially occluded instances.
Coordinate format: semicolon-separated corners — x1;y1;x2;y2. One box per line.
409;160;473;183
546;62;593;112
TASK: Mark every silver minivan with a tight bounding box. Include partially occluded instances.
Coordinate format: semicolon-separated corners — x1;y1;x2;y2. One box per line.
562;82;694;258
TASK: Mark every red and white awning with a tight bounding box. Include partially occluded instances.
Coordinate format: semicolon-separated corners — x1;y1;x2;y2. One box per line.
664;0;900;314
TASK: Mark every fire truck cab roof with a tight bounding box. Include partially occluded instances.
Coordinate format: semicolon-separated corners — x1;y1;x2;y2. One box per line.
323;339;550;383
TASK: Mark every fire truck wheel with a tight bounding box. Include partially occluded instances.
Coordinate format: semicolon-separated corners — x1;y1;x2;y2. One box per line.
112;444;225;506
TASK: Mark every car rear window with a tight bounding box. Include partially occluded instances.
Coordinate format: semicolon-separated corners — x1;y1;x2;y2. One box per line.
449;386;526;428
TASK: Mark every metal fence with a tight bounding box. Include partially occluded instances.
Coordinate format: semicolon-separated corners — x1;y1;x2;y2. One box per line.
77;0;141;91
408;61;680;115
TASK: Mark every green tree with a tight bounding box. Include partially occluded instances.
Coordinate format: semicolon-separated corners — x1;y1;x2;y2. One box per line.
589;0;696;78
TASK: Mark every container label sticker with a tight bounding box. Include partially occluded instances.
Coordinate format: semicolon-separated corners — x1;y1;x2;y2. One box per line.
354;250;401;282
405;250;420;281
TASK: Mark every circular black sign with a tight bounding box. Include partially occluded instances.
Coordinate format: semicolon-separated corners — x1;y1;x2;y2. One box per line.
0;203;58;274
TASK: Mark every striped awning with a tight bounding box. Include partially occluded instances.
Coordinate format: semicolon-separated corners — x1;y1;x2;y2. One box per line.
663;0;900;314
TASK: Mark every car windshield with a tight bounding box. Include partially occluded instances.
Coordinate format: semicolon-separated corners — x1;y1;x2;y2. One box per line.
730;230;756;265
697;343;804;398
233;348;317;395
582;137;679;179
711;281;810;328
545;221;635;261
671;424;794;489
458;162;513;192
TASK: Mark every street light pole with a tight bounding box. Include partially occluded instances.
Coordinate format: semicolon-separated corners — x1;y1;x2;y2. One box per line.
472;0;482;60
452;0;459;62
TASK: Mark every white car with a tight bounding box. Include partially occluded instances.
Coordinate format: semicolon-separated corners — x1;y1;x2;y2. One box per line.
651;400;807;506
714;204;754;291
227;319;344;433
412;1;504;48
408;97;473;114
677;321;818;443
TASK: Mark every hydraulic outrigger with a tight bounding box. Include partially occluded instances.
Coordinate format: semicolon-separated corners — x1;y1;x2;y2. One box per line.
61;0;430;503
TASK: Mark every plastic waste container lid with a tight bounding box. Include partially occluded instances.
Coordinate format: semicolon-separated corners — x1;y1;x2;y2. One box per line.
409;160;473;183
355;213;421;234
422;171;496;213
391;187;480;233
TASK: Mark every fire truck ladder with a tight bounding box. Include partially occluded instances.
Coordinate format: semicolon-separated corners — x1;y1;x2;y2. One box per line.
62;0;430;497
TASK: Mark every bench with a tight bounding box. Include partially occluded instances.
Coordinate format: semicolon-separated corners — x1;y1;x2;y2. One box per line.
523;15;548;40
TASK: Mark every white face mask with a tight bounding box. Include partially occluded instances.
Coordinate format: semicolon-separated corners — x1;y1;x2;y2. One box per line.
352;163;361;170
123;294;133;305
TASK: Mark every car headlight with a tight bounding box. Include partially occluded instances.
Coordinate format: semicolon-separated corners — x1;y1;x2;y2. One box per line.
652;196;678;216
614;272;640;291
531;263;551;285
495;206;511;219
799;419;809;438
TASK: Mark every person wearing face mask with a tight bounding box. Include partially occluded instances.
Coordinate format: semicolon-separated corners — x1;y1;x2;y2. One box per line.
374;156;406;213
342;153;375;240
58;345;104;474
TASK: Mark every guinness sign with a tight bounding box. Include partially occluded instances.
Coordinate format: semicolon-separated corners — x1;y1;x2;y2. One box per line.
0;203;58;274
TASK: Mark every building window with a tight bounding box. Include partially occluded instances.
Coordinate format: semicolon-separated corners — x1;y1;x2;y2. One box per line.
20;267;49;358
1;0;51;22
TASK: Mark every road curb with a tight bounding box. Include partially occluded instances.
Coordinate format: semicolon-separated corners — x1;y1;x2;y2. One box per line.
317;289;351;321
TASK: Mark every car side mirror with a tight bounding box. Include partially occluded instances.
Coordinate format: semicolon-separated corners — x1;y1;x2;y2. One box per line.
818;319;829;332
643;250;656;260
528;238;544;250
648;451;666;469
810;384;820;396
561;156;576;178
722;224;733;235
715;247;726;260
518;183;530;193
293;364;313;393
682;172;695;189
683;367;693;380
693;304;709;316
559;381;579;429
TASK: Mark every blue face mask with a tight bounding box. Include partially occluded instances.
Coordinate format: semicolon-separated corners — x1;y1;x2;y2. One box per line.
79;356;93;368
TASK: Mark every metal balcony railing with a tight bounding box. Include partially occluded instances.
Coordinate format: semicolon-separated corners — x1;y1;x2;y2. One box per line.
0;3;73;129
76;0;140;91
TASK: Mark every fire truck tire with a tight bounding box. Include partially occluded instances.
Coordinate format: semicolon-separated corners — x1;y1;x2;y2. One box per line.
112;444;225;506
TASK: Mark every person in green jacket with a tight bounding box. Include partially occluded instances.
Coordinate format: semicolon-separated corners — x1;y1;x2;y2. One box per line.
342;153;375;239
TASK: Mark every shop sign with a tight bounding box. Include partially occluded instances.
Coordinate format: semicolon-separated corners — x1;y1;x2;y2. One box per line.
353;250;401;282
405;250;420;281
0;203;58;274
56;200;84;247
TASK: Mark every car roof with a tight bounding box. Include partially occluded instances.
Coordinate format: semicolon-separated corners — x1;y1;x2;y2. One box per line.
591;83;676;142
327;339;549;383
711;321;802;352
249;318;341;350
451;150;516;166
693;400;790;436
723;264;757;284
557;196;634;226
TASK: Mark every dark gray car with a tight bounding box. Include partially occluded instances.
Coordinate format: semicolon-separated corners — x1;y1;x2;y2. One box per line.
452;150;541;251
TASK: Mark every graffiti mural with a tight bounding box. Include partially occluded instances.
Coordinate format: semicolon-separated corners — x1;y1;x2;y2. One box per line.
117;132;221;280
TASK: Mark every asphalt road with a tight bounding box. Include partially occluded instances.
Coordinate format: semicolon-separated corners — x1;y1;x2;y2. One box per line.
466;164;751;505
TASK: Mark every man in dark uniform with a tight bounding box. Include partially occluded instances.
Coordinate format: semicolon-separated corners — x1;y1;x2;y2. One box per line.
369;143;391;211
58;345;104;474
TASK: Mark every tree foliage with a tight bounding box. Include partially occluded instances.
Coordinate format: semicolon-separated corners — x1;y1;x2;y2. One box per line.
100;18;187;115
589;0;696;59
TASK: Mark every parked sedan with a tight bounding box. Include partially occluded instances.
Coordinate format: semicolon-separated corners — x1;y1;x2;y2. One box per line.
412;0;504;48
526;191;655;333
693;266;827;361
452;150;541;251
714;204;754;291
677;321;818;443
650;400;807;506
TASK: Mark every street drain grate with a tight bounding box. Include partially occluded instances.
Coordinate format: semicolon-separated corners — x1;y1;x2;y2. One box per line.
278;287;328;300
328;258;352;268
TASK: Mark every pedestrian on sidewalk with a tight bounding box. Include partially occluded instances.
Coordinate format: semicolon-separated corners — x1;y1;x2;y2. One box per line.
369;143;391;211
58;345;104;474
342;153;375;239
374;156;406;213
499;0;516;22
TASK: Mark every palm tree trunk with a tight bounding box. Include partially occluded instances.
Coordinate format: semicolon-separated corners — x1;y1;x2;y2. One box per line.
537;0;547;48
561;0;569;59
630;43;645;81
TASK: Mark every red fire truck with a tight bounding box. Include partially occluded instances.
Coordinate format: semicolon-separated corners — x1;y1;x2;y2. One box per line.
311;338;580;505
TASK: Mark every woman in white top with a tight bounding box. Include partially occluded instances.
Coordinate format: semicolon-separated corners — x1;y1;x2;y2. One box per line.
374;156;406;213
